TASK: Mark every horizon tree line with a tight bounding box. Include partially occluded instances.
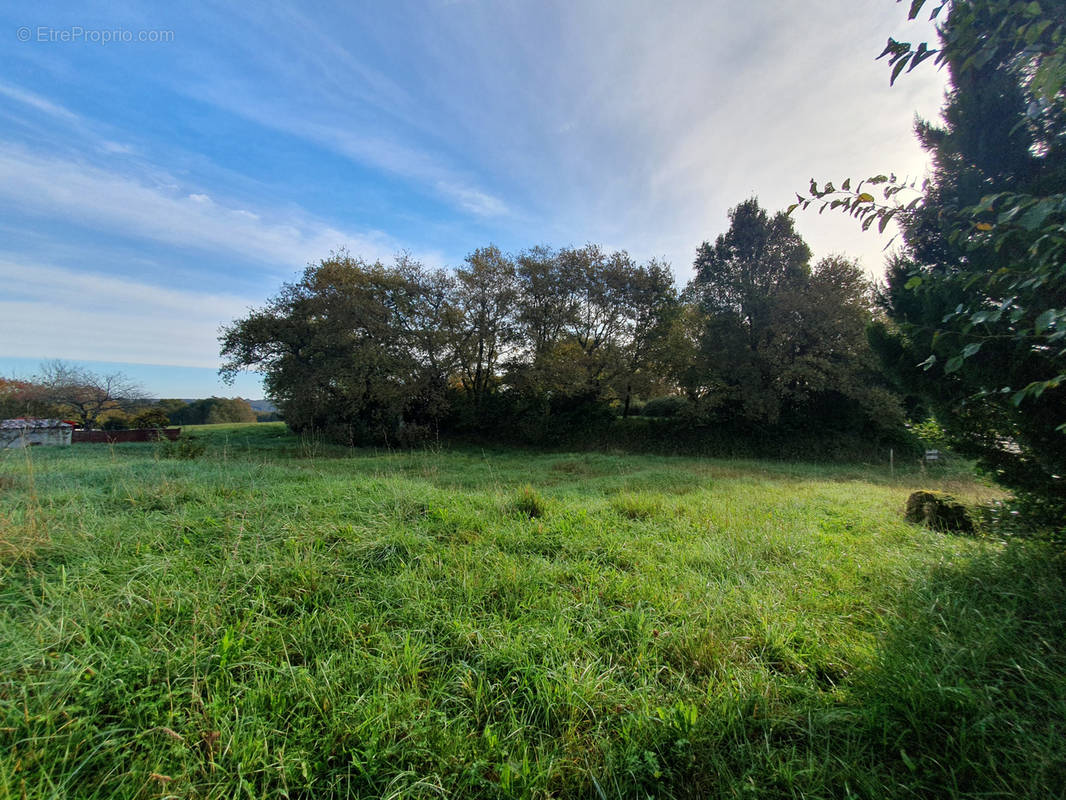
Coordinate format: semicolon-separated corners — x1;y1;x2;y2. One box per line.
219;198;902;448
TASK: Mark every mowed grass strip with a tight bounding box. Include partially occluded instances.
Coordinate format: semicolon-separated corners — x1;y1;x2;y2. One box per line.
0;424;1063;799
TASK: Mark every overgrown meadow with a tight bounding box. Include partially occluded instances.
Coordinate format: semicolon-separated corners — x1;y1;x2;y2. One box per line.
1;424;1064;798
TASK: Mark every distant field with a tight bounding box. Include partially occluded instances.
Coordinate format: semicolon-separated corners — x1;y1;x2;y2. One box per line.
1;423;1063;798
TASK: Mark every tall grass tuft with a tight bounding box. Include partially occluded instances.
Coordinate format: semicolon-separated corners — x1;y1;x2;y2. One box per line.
611;490;664;520
511;484;547;518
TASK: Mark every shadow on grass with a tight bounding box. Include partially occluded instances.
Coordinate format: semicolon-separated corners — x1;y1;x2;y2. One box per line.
606;542;1066;799
836;541;1066;797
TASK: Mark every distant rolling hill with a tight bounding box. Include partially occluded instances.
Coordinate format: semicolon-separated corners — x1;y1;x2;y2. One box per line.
169;398;277;413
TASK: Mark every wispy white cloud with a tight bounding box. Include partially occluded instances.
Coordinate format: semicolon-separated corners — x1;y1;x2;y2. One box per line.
442;183;509;217
0;81;80;122
98;140;136;155
0;143;420;269
189;89;512;219
0;258;256;368
159;2;512;220
0;80;139;159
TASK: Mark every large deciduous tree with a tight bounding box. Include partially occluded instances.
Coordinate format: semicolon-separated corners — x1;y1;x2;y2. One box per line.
0;377;59;420
692;198;811;332
453;245;517;411
220;253;445;445
32;361;146;429
508;245;678;420
685;199;902;430
686;198;811;422
614;257;679;417
166;397;258;425
513;245;581;367
393;254;462;426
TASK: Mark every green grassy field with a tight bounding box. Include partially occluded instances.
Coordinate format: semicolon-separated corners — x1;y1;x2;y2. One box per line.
1;423;1063;799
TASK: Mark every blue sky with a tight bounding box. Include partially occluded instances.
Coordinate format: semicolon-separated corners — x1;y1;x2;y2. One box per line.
1;1;947;398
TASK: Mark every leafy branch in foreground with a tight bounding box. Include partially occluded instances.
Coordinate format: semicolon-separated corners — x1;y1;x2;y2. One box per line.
879;0;1066;103
791;180;1066;409
791;0;1066;405
788;174;926;237
792;0;1066;518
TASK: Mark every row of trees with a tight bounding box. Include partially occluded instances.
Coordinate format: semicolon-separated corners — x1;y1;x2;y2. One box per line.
156;397;259;426
0;363;261;429
0;362;146;428
220;214;902;448
221;245;679;444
